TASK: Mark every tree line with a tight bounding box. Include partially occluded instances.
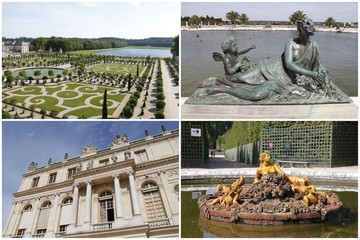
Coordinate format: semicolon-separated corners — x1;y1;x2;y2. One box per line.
183;10;351;28
29;36;174;52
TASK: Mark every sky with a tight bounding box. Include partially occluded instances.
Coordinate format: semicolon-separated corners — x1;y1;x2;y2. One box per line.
2;2;180;39
182;2;358;22
2;120;179;228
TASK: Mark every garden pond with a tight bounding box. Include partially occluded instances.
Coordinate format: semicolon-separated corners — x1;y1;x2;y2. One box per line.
181;183;358;238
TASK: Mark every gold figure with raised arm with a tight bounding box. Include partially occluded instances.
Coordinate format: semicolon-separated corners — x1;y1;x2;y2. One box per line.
208;172;245;207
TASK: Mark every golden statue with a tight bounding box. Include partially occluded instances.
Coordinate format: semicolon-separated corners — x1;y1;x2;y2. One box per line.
254;151;332;206
208;172;245;207
253;151;287;183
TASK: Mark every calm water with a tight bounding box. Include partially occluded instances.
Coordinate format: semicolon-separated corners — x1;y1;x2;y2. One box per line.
181;185;358;238
181;30;358;97
94;48;172;57
12;67;64;78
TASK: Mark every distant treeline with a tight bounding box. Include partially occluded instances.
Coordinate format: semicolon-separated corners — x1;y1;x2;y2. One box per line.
3;36;174;52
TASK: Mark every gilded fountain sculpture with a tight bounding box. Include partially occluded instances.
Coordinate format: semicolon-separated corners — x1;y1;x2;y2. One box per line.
198;151;342;225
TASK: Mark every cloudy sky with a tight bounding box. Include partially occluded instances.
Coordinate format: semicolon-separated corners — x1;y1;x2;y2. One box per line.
2;121;179;228
3;2;180;38
182;2;358;22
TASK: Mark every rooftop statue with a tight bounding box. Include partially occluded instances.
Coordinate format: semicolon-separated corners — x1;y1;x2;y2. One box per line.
198;151;342;225
186;19;352;105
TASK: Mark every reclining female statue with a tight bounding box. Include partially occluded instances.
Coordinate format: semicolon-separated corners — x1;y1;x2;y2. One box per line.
202;19;334;101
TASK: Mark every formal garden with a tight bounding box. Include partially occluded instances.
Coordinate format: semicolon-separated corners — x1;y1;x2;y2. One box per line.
2;52;180;119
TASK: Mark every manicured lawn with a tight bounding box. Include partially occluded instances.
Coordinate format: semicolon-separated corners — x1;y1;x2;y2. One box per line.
30;96;66;113
57;91;79;98
3;83;126;118
89;63;144;76
65;106;116;118
67;48;115;55
90;96;115;107
46;86;64;95
78;85;113;94
62;94;92;107
12;86;42;95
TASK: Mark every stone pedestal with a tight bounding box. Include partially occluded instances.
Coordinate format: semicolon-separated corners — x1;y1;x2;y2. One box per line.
181;97;358;119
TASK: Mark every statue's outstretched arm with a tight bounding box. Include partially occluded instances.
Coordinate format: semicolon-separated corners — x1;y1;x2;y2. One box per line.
237;45;256;55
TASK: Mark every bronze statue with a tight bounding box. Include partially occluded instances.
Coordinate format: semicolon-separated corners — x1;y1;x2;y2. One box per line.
187;18;351;104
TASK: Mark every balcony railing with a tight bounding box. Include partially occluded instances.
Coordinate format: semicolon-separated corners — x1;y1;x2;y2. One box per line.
12;236;23;238
54;232;66;238
147;218;171;229
31;234;45;238
92;222;113;231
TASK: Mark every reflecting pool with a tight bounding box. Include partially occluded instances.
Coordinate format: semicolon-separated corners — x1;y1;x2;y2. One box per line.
181;185;358;238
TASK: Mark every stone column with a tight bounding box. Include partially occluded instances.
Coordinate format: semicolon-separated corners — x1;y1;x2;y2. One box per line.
45;194;60;237
29;198;41;237
69;183;79;227
84;181;92;224
9;202;22;237
128;170;140;215
113;174;123;218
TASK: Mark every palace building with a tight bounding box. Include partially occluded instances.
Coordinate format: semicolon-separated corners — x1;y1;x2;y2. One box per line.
3;129;179;238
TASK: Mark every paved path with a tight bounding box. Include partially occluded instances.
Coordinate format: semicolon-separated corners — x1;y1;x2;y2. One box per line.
160;60;179;119
132;63;156;119
182;152;358;183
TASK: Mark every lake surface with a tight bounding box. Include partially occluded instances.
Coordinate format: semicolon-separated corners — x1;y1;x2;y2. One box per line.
94;48;172;57
181;30;358;97
181;185;358;238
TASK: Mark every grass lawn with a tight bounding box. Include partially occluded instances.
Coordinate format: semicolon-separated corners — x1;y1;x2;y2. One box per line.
65;106;116;118
3;83;126;118
89;63;144;76
62;94;92;108
46;86;64;95
3;95;29;106
30;96;66;113
12;86;43;95
68;46;170;55
57;91;79;98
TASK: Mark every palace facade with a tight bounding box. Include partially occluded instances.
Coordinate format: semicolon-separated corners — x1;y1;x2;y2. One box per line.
3;129;179;238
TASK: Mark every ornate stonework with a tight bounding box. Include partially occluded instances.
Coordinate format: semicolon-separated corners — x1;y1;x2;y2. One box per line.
81;145;97;157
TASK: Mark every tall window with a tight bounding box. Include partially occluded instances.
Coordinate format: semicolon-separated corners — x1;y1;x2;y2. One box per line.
99;191;114;223
142;182;166;221
32;177;40;188
36;201;51;234
58;197;72;233
67;168;76;179
49;173;57;184
17;204;33;237
135;150;149;162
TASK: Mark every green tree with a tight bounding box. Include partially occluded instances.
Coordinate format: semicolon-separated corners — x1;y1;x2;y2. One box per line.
171;35;179;57
49;110;58;118
189;15;201;25
289;10;307;24
239;13;249;24
226;10;240;24
48;69;55;78
102;89;108;119
34;70;42;79
127;74;132;91
18;70;27;80
324;17;336;28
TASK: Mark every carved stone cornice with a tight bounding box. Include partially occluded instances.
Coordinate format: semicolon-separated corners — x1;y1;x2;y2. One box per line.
135;155;178;172
13;180;73;198
71;159;135;180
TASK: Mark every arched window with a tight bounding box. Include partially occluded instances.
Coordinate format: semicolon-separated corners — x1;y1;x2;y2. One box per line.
99;191;114;223
59;197;73;233
141;182;167;221
36;201;52;234
16;204;33;236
